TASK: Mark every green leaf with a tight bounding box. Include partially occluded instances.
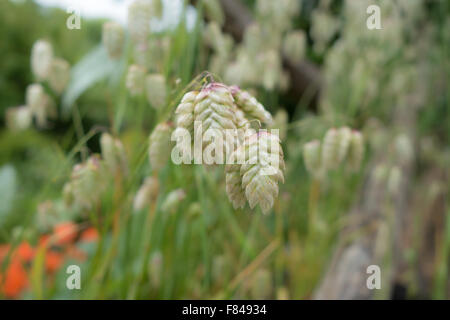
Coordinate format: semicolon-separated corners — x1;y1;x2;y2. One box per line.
61;45;119;117
0;164;17;224
31;246;46;299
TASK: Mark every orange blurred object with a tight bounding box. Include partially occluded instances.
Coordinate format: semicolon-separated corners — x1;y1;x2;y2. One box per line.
38;235;50;248
1;258;28;298
0;222;94;298
0;244;10;261
66;245;87;261
53;222;78;246
17;242;35;262
45;250;64;273
80;227;99;242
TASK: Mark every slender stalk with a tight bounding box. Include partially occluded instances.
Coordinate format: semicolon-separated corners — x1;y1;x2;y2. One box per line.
308;178;321;232
128;200;157;299
194;166;212;291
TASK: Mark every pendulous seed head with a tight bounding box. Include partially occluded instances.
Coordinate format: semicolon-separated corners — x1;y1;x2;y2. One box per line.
161;189;186;214
175;90;199;134
228;131;285;214
126;64;146;96
100;133;129;176
225;163;247;209
194;83;238;130
149;122;173;172
26;83;56;128
283;30;306;63
26;83;46;111
303;140;323;178
102;22;125;59
337;126;352;163
31;40;53;80
347;130;364;171
145;74;167;109
6;106;32;131
191;83;241;160
230;85;273;126
322;128;340;170
133;176;160;211
48;58;70;94
128;0;153;44
64;155;108;210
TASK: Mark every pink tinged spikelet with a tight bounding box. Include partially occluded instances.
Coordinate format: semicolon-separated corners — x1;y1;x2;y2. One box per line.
102;22;125;59
173;91;199;163
230;86;273;125
175;91;198;133
192;83;240;157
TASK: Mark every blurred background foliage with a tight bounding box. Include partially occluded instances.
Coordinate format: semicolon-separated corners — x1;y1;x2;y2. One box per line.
0;0;103;121
0;0;448;300
0;0;105;237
